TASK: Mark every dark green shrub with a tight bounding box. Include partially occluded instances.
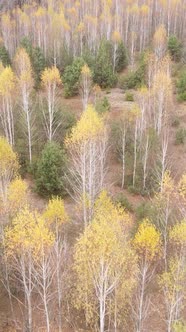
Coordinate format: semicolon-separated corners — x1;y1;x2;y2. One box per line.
127;179;151;196
20;37;32;57
82;47;96;68
0;45;11;66
135;202;154;221
93;39;117;88
128;185;141;195
16;137;29;176
168;35;182;62
51;44;73;70
63;57;85;97
59;109;77;143
119;55;146;90
32;46;46;87
125;92;134;101
115;41;128;72
177;70;186;101
119;66;145;90
178;92;186;101
175;128;186;144
115;193;134;212
36;141;67;197
95;96;110;114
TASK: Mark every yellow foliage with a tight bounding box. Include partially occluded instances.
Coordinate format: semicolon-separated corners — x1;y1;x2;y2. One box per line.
5;207;54;258
93;84;101;94
169;221;186;247
43;196;69;227
154;171;175;209
141;4;149;15
178;174;186;199
138;85;148;95
19;11;30;25
128;105;141;122
85;15;97;25
153;70;172;95
81;64;91;76
161;170;174;193
0;67;15;97
76;21;85;33
75;1;80;7
61;19;71;31
41;66;61;88
0;62;4;74
7;178;28;214
67;7;77;16
107;0;113;8
93;190;132;230
65;105;104;145
1;14;12;28
159;258;186;303
34;6;46;17
112;30;122;43
14;48;32;72
14;48;33;88
73;191;136;324
0;137;19;176
133;219;161;261
130;4;139;14
153;25;167;45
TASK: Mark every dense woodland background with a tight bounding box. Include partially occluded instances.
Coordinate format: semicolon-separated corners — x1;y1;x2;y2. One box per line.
0;0;186;332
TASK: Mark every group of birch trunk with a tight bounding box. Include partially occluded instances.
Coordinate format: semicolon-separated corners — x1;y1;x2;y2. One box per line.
0;163;69;332
0;1;186;332
0;47;62;165
114;34;173;192
0;99;186;332
1;0;186;69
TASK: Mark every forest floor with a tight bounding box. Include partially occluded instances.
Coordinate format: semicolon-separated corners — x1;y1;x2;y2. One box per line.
0;87;186;331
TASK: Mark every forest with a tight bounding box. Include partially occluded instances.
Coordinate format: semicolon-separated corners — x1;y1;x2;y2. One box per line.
0;0;186;331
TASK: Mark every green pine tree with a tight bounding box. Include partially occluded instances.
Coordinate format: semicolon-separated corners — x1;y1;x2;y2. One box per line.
0;45;11;66
36;142;67;197
93;39;117;88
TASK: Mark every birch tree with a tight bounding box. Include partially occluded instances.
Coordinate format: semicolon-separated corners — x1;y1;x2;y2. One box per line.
32;226;55;332
159;221;186;332
14;48;34;163
153;171;175;270
153;25;167;60
65;105;108;227
133;219;162;332
0;66;16;146
41;66;62;141
178;174;186;217
158;128;170;192
4;207;54;332
152;70;172;136
79;64;92;111
74;191;137;332
43;197;69;332
7;177;28;216
113;108;130;189
0;137;19;206
130;105;141;188
111;30;122;72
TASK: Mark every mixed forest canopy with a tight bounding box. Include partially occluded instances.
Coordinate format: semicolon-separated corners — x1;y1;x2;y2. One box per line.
0;0;186;332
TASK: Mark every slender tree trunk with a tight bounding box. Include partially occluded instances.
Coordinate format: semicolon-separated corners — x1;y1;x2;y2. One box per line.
121;129;126;189
133;121;138;187
137;266;147;332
